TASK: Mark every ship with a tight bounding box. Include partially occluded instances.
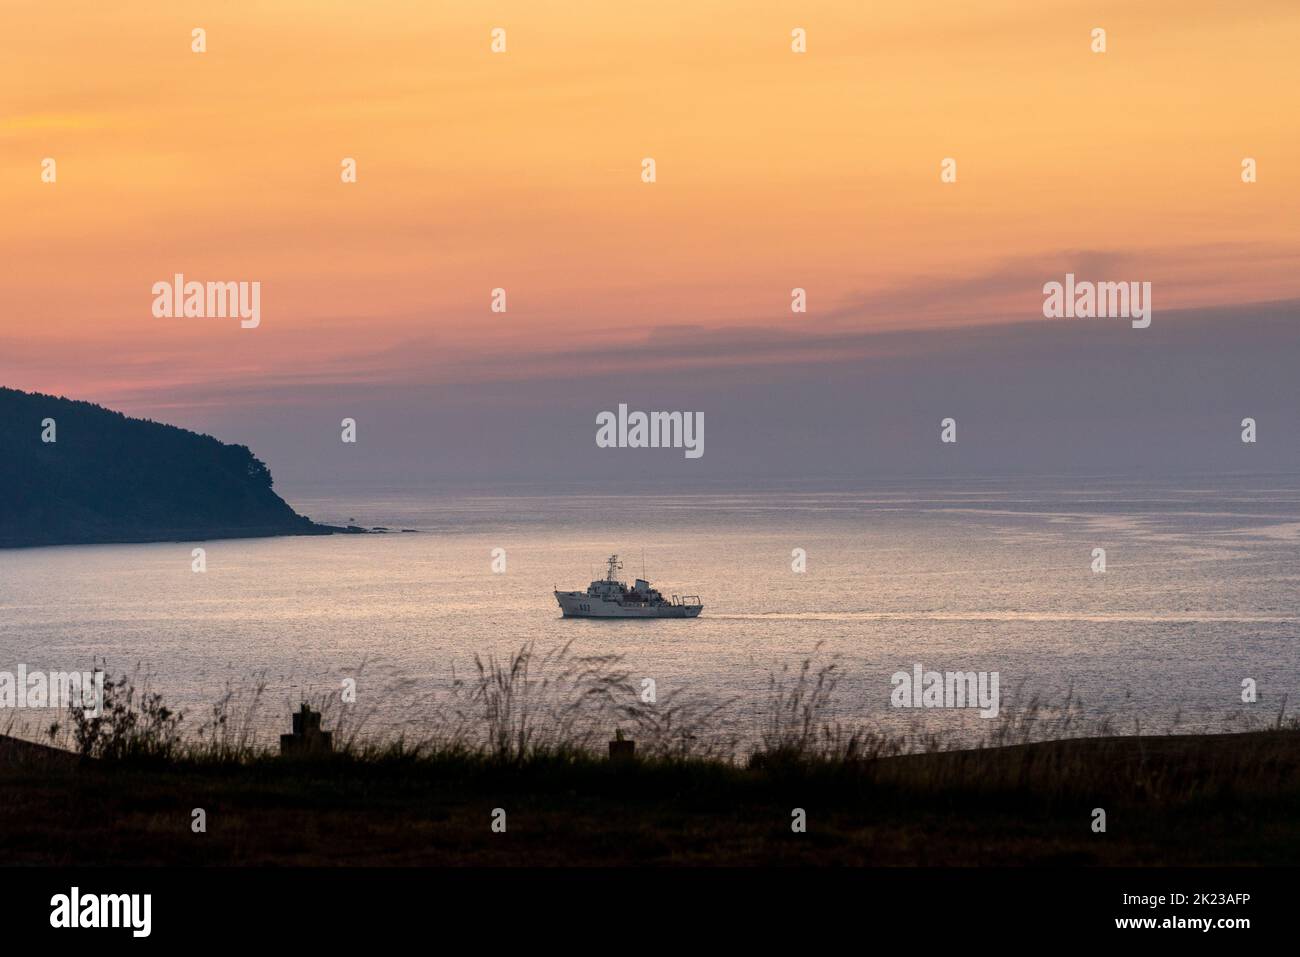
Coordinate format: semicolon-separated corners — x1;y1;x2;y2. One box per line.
555;555;703;619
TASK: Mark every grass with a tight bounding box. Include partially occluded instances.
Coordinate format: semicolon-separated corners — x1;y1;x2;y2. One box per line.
5;729;1300;865
2;645;1299;865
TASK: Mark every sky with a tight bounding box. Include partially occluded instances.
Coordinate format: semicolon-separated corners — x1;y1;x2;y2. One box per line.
2;0;1298;490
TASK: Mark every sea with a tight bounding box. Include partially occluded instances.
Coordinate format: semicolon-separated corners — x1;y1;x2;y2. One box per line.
2;476;1297;752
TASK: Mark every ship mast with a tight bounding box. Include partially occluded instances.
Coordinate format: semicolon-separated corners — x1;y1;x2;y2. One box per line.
606;554;622;581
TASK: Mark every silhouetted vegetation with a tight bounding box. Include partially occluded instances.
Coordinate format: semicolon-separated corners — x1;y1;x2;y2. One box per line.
2;648;1298;865
0;386;332;546
69;671;185;762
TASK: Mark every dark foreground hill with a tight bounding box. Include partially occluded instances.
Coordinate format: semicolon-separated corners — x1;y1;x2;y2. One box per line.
0;387;337;547
1;730;1298;865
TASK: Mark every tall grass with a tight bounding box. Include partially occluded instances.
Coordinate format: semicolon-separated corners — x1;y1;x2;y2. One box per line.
31;644;1299;768
68;664;184;761
469;641;633;759
192;673;269;760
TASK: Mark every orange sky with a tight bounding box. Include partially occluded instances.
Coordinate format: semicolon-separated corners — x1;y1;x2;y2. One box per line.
2;0;1298;409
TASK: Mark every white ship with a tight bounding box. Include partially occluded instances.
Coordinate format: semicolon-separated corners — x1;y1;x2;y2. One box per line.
555;555;703;619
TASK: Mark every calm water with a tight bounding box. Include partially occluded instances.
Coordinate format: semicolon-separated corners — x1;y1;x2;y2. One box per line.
2;477;1298;749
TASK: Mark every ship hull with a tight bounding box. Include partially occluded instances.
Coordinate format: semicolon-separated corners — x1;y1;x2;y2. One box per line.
555;591;702;619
